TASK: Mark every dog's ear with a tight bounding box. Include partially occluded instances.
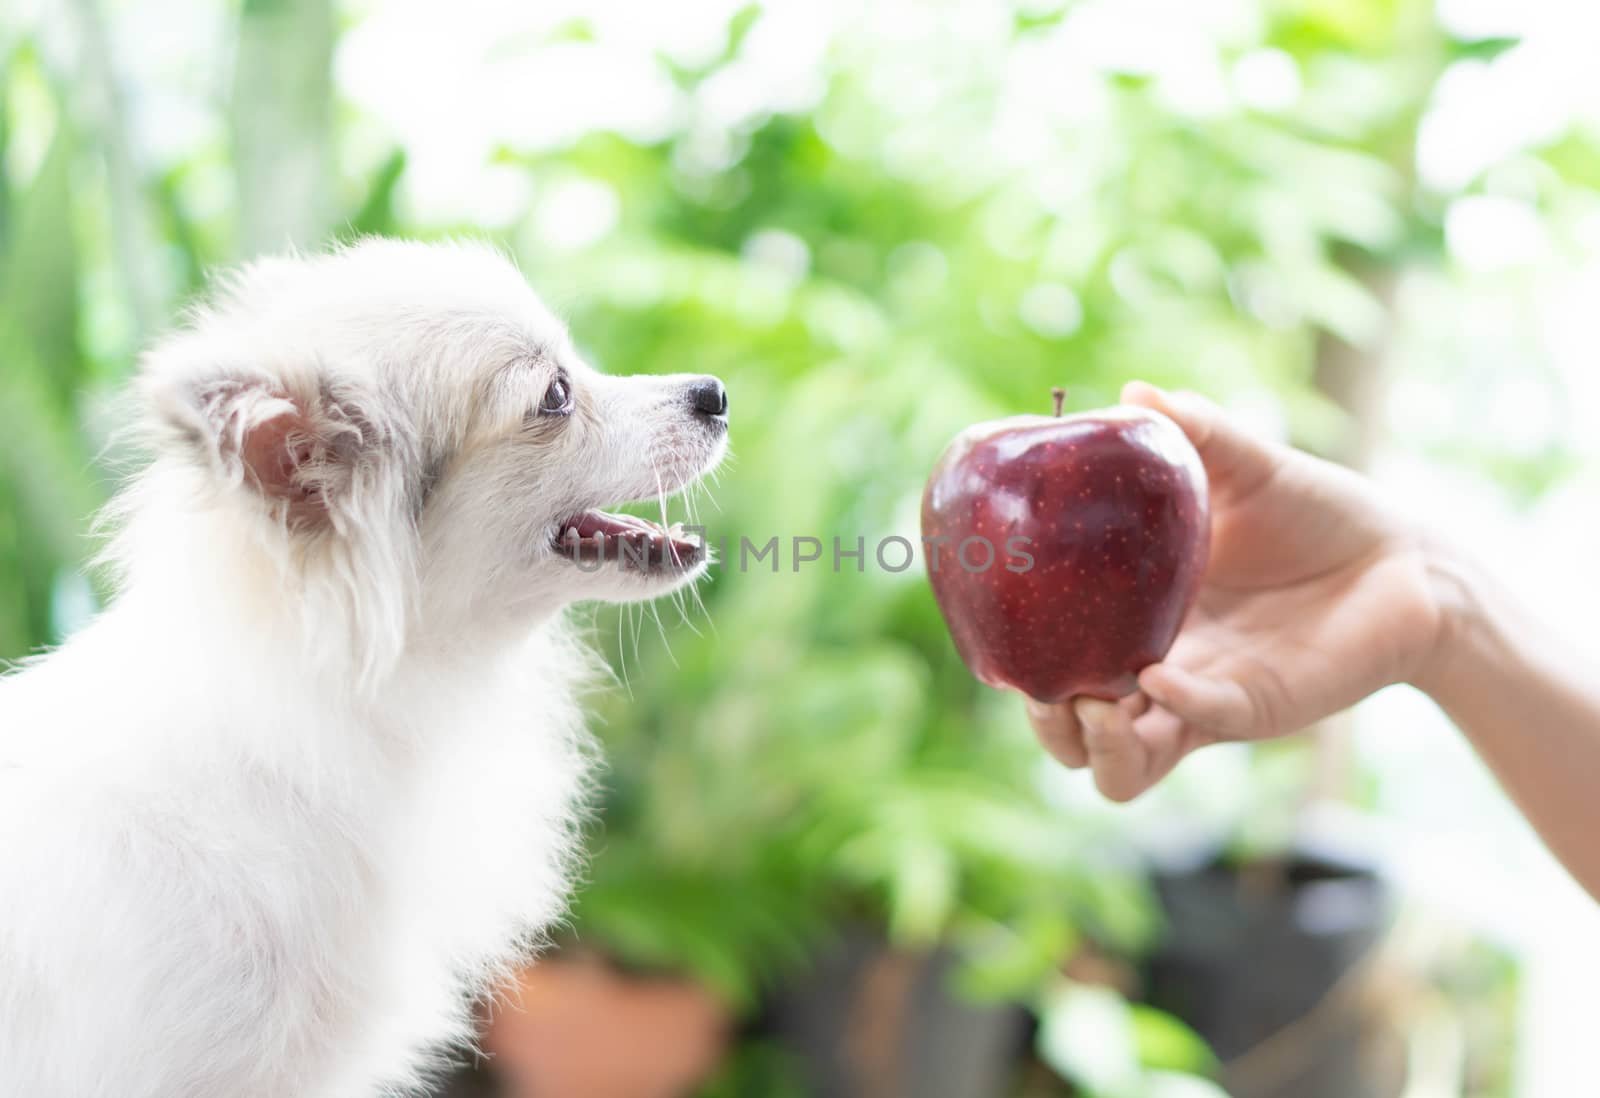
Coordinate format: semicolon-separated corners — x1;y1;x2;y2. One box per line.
154;371;376;529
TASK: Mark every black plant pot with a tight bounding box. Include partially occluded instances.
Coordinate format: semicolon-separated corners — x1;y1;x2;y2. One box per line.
1144;845;1405;1098
763;928;1030;1098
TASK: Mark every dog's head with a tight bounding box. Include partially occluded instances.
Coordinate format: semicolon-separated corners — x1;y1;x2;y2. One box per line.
136;239;726;662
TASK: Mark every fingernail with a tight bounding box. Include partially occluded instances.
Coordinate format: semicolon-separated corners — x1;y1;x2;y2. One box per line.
1123;380;1164;404
1136;668;1163;703
1165;389;1208;419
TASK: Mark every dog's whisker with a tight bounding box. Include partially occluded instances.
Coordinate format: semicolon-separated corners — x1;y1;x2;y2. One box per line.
653;467;671;531
647;598;678;667
685;576;715;638
614;602;632;696
631;600;645;668
673;586;705;638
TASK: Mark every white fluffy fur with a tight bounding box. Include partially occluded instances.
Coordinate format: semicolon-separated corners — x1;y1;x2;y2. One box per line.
0;240;726;1097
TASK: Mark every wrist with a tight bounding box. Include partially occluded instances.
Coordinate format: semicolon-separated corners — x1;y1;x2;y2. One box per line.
1409;536;1493;704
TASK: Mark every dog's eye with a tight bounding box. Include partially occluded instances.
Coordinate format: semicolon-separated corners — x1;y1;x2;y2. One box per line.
536;375;573;417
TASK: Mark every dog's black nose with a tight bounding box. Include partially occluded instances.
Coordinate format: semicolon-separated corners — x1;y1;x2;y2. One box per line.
688;377;728;419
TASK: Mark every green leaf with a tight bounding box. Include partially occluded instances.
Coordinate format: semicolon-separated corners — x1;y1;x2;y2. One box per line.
1037;983;1142;1096
1447;35;1521;62
345;148;407;239
1130;1006;1219;1075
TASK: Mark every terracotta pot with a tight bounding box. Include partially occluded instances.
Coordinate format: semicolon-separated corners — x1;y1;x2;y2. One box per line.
481;952;732;1098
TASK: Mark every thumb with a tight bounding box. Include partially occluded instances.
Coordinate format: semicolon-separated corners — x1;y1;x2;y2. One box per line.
1136;662;1258;742
1121;381;1278;490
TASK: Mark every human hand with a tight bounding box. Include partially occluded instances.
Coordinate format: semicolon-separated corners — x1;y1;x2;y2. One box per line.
1026;381;1445;801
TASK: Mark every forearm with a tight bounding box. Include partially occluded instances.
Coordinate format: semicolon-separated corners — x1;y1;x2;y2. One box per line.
1415;546;1600;902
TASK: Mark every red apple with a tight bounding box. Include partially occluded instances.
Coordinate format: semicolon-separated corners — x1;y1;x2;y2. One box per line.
921;390;1209;703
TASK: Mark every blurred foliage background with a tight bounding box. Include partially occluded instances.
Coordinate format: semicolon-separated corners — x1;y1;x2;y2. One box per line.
6;0;1600;1095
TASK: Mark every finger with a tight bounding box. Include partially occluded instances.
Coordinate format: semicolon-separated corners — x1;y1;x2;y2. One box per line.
1074;697;1151;803
1128;703;1195;787
1025;697;1088;768
1116;689;1150;719
1137;663;1255;741
1120;381;1277;491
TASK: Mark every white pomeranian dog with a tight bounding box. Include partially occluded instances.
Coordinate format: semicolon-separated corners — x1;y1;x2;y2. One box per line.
0;239;727;1098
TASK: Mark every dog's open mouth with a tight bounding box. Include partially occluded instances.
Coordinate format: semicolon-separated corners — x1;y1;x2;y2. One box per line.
551;510;705;573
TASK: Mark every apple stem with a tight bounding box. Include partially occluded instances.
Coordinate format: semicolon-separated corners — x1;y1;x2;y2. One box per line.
1051;387;1066;417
